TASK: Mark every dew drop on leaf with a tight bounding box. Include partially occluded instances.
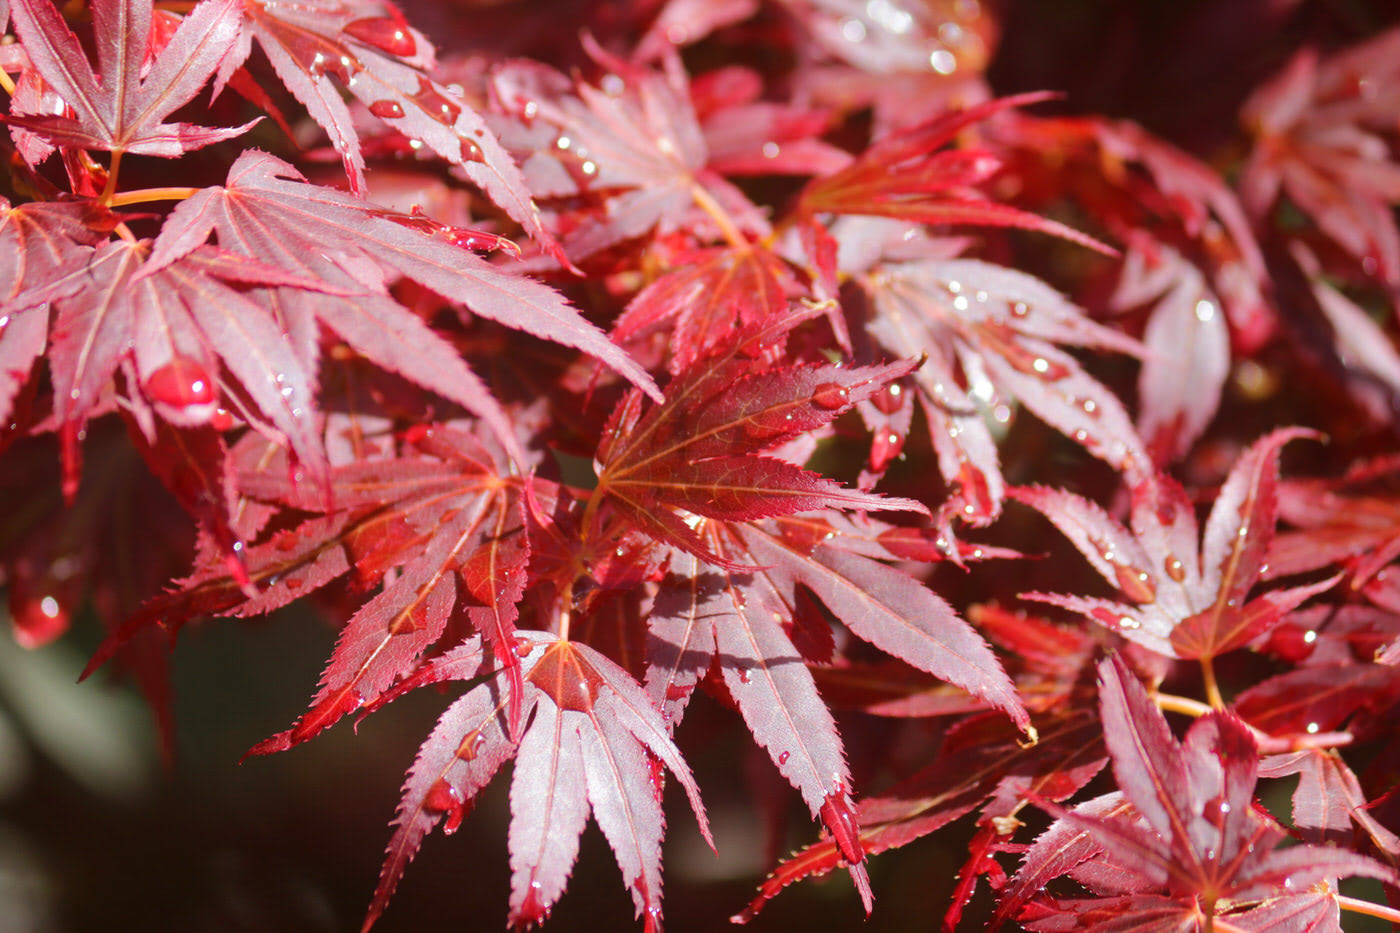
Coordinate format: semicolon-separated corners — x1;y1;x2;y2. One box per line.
811;382;850;410
456;730;483;760
423;778;463;813
368;100;405;119
459;138;484;163
343;16;417;57
145;357;216;409
1164;555;1186;582
777;750;790;765
412;77;462;125
1112;563;1157;604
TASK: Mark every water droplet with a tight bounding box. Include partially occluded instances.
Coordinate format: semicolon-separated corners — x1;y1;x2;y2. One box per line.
953;295;970;311
1303;629;1316;644
762;141;780;159
368;99;405;119
777;751;790;765
929;49;957;74
424;778;464;813
39;596;59;619
1010;301;1029;318
1306;722;1319;734
1164;555;1185;582
811;382;850;410
456;730;483;760
555;135;572;151
459;138;484;163
840;18;867;42
411;76;462;125
1118;616;1140;630
145;357;217;410
1194;299;1216;323
738;669;751;684
1113;563;1157;604
343;16;417;57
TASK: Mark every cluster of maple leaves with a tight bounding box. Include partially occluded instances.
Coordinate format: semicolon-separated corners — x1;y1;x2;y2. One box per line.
2;0;1400;930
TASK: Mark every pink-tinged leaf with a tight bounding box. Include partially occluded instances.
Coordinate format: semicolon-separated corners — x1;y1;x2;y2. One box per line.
509;696;590;927
234;0;551;250
504;636;708;928
1169;574;1339;660
797;93;1114;255
1228;845;1398;902
8;0;255;156
1234;664;1400;738
863;258;1146;520
1200;428;1318;607
362;640;516;933
1223;890;1340;932
1097;655;1194;849
993;793;1134;929
1310;275;1400;400
598;356;924;561
149;151;658;432
0;200;106;424
612;244;793;375
1259;748;1400;854
1119;247;1231;463
738;524;1027;730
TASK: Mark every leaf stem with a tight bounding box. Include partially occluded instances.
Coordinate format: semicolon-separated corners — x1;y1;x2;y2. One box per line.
690;181;748;251
99;150;124;205
1337;894;1400;923
0;67;16;97
1200;656;1225;710
106;186;201;207
1154;691;1214;719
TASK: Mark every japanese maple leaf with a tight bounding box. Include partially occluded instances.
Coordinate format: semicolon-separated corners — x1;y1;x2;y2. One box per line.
1259;749;1400;856
1267;455;1400;596
1111;241;1231;465
611;244;800;375
1241;29;1400;297
0;198;111;426
592;349;925;566
6;0;256;157
146;150;658;461
493;48;768;261
1012;429;1339;660
996;656;1398;931
356;631;713;932
736;708;1105;925
859;256;1148;523
794;94;1115;261
3;238;348;499
996;115;1274;349
222;0;548;246
88;424;534;750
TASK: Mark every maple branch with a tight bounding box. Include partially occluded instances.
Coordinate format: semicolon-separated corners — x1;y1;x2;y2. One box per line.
690;182;748;251
1200;656;1225;710
1155;691;1354;753
1337;894;1400;923
106;186;201;207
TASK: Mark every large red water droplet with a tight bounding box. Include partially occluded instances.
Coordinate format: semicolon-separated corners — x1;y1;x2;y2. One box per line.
811;382;849;410
1265;623;1316;663
368;99;405;119
777;750;790;765
456;730;483;761
343;16;417;57
459;138;484;163
871;383;905;415
1112;562;1157;604
411;76;462;125
869;428;905;472
145;357;216;409
1164;554;1186;582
